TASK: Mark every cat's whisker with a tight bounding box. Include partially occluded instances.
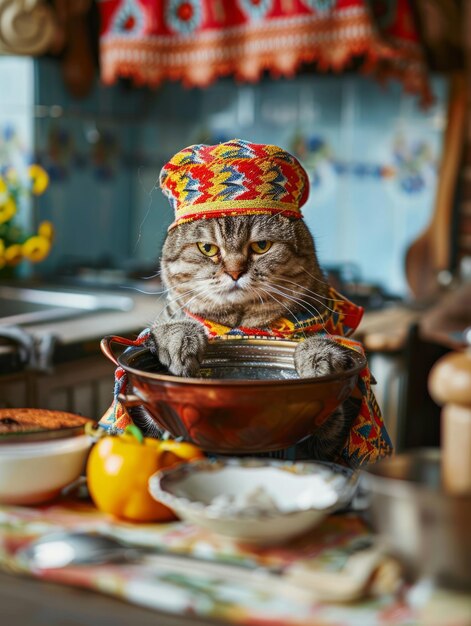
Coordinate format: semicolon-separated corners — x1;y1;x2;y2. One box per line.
165;287;206;319
249;285;265;307
271;278;323;308
167;280;209;296
266;283;324;326
171;279;240;320
256;286;308;340
164;277;214;302
265;282;332;336
274;277;345;315
276;275;345;305
140;269;162;280
271;284;330;316
164;276;208;291
300;266;339;290
136;277;207;299
165;285;213;320
165;294;201;316
246;284;270;311
278;292;331;336
164;285;208;308
121;286;165;296
257;285;294;316
268;284;321;319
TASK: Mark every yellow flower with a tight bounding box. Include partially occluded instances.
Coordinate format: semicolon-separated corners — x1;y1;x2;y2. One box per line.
28;165;49;195
4;244;23;266
0;239;5;268
0;197;16;224
38;220;54;240
22;236;51;263
0;177;7;203
5;168;18;185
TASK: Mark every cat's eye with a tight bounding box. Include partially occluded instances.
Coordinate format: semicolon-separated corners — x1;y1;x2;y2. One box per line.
197;242;219;257
250;240;272;254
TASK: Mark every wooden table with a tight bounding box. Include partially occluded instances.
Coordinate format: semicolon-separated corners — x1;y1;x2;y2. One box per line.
0;570;224;626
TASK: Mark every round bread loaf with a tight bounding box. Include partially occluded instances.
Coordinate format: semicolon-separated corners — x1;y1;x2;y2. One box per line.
0;408;92;434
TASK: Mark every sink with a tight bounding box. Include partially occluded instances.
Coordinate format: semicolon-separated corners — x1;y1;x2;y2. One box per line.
0;285;134;326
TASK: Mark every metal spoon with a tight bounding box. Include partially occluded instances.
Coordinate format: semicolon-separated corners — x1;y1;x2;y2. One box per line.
18;531;143;569
17;530;281;577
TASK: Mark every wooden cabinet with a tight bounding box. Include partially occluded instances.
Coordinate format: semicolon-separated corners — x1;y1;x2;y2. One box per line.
0;292;161;418
0;372;36;408
0;356;116;420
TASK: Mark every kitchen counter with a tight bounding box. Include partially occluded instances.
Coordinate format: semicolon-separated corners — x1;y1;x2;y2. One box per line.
22;292;165;345
0;571;217;626
0;290;167;372
0;288;166;414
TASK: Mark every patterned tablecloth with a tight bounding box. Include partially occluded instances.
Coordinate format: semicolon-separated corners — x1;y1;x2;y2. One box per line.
0;495;469;626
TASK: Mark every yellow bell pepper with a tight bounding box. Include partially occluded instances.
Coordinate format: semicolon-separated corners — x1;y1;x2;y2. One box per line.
86;426;204;522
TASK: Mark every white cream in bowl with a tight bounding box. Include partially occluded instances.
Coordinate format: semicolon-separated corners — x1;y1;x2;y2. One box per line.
150;458;356;545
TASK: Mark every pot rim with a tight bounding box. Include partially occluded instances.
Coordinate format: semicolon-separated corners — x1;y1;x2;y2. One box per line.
117;338;367;387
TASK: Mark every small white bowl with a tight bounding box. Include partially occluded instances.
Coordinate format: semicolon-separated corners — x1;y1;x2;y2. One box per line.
0;435;91;505
149;458;357;545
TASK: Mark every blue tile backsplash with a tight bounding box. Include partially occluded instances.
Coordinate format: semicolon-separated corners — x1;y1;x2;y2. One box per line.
0;57;448;296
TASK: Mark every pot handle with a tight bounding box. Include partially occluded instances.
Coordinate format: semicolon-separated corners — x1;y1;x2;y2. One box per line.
117;392;143;407
100;335;139;367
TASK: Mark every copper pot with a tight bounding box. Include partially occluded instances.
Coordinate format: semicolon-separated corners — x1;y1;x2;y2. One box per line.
101;336;366;454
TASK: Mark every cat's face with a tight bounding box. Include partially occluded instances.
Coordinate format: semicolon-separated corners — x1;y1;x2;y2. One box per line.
161;215;326;325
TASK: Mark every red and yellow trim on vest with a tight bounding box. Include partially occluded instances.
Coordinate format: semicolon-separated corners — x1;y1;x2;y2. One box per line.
185;287;364;340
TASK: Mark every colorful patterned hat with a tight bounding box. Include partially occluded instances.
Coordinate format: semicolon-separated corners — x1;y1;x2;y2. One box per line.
160;139;309;229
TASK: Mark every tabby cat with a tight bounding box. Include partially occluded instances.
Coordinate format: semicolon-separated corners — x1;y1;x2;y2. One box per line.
145;213;358;461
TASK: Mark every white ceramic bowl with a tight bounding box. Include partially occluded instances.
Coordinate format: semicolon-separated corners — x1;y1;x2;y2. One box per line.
0;435;92;505
149;458;357;545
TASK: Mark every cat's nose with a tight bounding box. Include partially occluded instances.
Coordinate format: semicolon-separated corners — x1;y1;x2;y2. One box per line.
225;269;245;281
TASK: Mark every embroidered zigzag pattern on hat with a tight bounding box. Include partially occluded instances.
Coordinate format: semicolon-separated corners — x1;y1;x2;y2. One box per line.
160;139;309;228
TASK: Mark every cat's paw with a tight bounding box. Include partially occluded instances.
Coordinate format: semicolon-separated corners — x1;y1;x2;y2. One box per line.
294;337;355;378
147;321;207;377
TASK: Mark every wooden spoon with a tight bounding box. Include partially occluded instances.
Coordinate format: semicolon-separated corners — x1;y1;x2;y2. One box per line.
405;73;468;301
56;0;95;99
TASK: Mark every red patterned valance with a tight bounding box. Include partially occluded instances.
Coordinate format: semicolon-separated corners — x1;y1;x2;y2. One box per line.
98;0;432;104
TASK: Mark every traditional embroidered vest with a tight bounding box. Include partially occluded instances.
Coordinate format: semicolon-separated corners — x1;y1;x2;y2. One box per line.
100;288;393;468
